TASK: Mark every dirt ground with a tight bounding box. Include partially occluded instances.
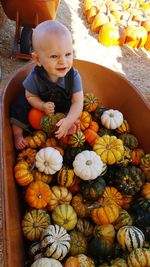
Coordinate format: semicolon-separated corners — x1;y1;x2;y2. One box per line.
0;0;150;265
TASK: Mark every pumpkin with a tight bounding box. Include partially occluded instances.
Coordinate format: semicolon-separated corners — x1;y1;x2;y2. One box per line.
131;196;150;214
83;92;99;112
45;137;58;147
73;150;103;180
71;194;91;218
64;254;95;267
113;166;145;195
93;135;124;165
88;237;113;258
68;131;86;147
17;148;36;167
40;224;70;260
69;176;80;195
14;160;34;186
118;133;138;149
101;109;123;129
101;186;123;207
116;119;130;134
21;209;50;241
125;24;147;48
121;194;133;210
93;224;116;244
47;185;72;211
28;241;43;261
80;177;106;201
140;154;150;181
98;258;128;267
31;257;63;267
79;111;92;131
69;230;88;256
141;182;150;199
52;204;77;231
40;113;64;133
76;218;94;241
83;129;99;146
91;11;109;33
25;181;52;209
130;148;145;165
114;209;133;230
117;226;145;252
32;169;53;184
127;248;150;267
87;5;99;24
35;147;63;175
28;108;45;130
83;0;95;16
25;130;47;149
88;120;99;132
57;167;76;187
91;202;120;225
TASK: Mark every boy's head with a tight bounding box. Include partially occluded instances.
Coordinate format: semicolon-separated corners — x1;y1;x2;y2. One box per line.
32;20;73;82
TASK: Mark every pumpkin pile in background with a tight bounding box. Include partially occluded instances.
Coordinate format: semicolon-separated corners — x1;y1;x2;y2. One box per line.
81;0;150;49
13;92;150;267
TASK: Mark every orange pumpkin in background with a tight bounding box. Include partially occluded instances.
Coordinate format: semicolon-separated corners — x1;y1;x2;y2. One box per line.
28;108;45;129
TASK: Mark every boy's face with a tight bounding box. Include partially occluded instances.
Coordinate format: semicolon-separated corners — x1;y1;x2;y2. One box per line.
32;32;73;83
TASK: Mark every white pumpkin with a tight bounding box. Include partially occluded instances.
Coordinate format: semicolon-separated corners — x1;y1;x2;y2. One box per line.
31;257;62;267
40;224;70;260
35;147;63;175
101;109;123;129
73;150;103;180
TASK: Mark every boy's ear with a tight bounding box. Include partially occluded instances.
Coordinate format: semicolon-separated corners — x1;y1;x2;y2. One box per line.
31;52;41;66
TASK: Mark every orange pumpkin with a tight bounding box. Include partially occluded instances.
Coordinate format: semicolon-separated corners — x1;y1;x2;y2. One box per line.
45;137;58;147
17;148;36;167
25;130;47;149
28;108;45;129
88;120;99;133
91;11;109;33
83;128;99;146
130;148;145;165
101;186;123;207
83;92;99;112
125;24;147;48
79;111;92;131
32;169;53;184
87;6;99;24
141;182;150;199
14;160;34;186
25;181;52;208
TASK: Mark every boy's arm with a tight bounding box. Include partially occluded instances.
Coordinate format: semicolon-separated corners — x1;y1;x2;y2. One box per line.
66;91;84;124
25;90;55;114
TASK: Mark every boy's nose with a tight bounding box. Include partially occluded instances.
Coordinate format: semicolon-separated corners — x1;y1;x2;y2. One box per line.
58;56;65;64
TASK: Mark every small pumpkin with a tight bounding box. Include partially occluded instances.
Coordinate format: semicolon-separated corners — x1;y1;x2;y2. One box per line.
40;224;70;260
93;135;124;165
47;185;72;211
28;108;45;130
71;194;91;218
101;186;123;207
31;258;63;267
25;130;46;149
114;209;133;230
127;248;150;267
45;137;58;147
83;128;99;146
69;230;88;256
117;226;145;252
88;120;99;132
32;169;53;184
140;154;150;181
57;167;76;187
68;131;86;147
73;150;103;180
40;113;65;133
14;160;34;186
130;148;145;165
28;241;43;261
118;133;138;149
64;254;95;267
88;237;113;258
80;177;106;201
76;218;94;241
79;111;92;131
141;182;150;199
101;109;123;129
22;209;50;241
17;148;36;167
25;181;52;209
52;204;77;231
93;224;116;244
35;147;63;175
83;92;99;112
116;119;130;134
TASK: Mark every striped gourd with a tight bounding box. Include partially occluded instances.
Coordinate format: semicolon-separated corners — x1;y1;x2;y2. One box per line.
116;119;130;134
114;209;133;230
40;224;70;260
57;167;75;187
127;248;150;267
117;226;145;252
68;131;86;147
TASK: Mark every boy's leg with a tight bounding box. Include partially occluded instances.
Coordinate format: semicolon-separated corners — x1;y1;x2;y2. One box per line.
12;124;27;150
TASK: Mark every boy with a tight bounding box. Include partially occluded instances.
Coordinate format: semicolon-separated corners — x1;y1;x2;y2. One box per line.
10;20;83;150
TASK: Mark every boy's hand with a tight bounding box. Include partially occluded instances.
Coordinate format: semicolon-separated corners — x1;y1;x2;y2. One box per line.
55;118;72;139
43;102;55;115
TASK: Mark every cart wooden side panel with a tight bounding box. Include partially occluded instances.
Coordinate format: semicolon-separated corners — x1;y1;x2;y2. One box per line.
1;59;150;267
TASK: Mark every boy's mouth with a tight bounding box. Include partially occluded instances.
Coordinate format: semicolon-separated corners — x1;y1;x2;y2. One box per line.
56;67;67;72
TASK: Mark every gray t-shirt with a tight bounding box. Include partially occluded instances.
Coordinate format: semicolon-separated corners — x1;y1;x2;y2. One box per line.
23;66;82;95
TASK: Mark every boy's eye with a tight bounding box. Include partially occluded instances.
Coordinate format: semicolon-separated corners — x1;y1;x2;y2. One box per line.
66;53;72;57
50;55;57;59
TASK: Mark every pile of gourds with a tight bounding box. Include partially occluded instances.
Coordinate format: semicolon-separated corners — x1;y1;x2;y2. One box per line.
81;0;150;49
14;92;150;267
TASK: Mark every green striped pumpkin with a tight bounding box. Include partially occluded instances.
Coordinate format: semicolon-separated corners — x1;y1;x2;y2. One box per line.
114;209;133;230
117;226;145;252
118;133;138;149
68;131;86;147
127;248;150;267
57;167;76;187
40;224;70;260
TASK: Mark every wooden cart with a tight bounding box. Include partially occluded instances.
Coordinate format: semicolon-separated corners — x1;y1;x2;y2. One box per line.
0;59;150;266
1;0;60;59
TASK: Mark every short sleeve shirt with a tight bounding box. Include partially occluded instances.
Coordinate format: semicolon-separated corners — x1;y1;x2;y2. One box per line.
23;66;82;95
